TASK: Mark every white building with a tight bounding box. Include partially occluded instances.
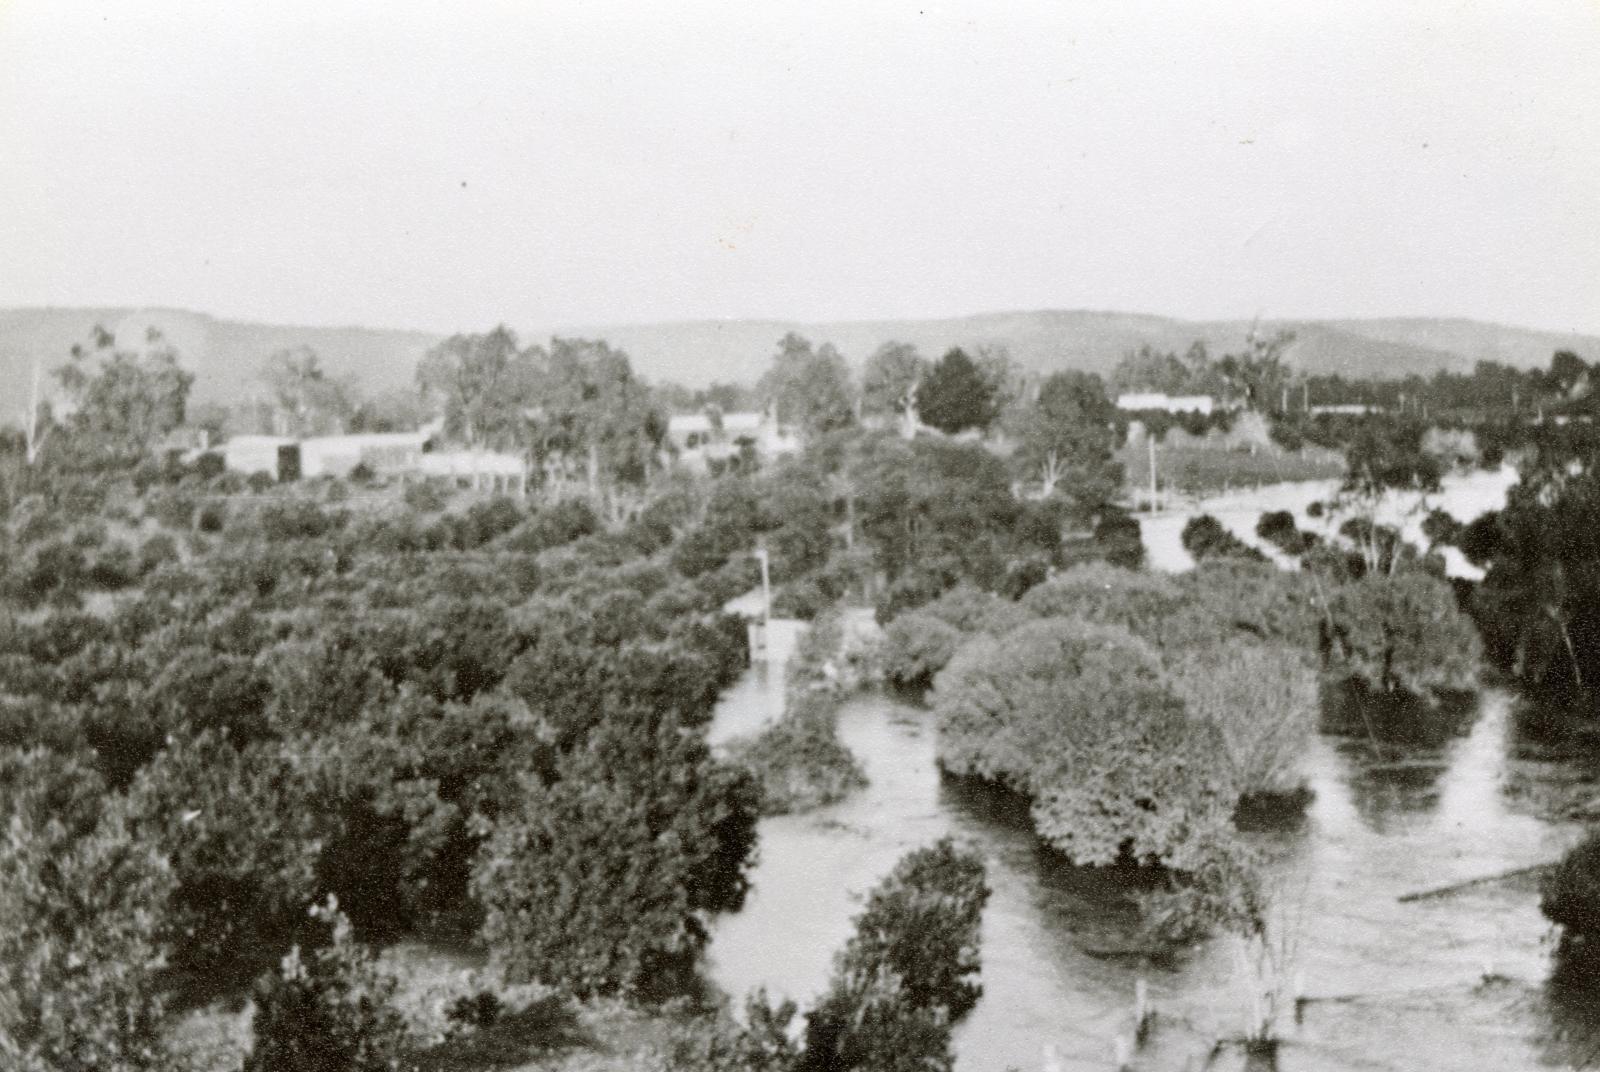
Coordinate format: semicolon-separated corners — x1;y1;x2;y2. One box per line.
667;409;799;465
1115;393;1216;415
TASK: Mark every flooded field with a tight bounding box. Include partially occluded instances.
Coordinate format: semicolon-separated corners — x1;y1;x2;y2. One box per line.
1138;465;1520;578
707;677;1599;1071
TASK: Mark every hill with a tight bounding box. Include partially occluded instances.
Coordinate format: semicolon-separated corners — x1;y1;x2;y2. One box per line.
3;306;1597;421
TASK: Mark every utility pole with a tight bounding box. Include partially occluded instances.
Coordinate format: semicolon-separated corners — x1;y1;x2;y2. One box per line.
1148;436;1158;513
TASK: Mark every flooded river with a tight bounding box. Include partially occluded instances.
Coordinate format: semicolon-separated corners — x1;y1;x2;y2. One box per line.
1137;465;1520;577
706;468;1600;1071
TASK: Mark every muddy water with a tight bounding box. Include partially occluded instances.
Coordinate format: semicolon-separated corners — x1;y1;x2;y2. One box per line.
1138;465;1520;577
706;654;1599;1070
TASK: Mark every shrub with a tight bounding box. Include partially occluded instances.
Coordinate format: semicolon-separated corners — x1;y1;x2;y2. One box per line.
127;736;320;992
197;500;228;533
404;479;449;512
148;491;196;530
727;692;868;815
933;618;1233;866
880;613;963;692
247;470;276;493
1164;642;1317;801
0;749;176;1072
243;897;407;1072
1324;571;1482;700
833;840;989;1018
1181;514;1265;562
1020;562;1188;645
137;532;180;576
258;499;344;541
475;719;759;998
799;841;987;1072
662;993;800;1072
1543;830;1600;956
88;542;139;589
504;498;600;554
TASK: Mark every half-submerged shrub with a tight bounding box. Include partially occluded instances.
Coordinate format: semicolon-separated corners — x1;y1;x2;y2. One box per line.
1164;642;1317;804
800;841;988;1072
1542;829;1600;966
934;618;1233;867
1323;571;1482;701
1182;514;1266;563
727;691;868;815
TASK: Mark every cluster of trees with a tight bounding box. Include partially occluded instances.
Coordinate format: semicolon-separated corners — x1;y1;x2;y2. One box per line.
0;456;779;1064
1110;334;1294;411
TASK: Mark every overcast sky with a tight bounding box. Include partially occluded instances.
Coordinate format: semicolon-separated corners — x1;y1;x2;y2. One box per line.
1;0;1596;334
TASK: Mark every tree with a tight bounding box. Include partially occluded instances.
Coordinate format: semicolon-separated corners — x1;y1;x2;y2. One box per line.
761;333;855;440
416;325;536;451
932;617;1233;866
474;716;758;997
22;358;52;465
918;348;996;434
55;325;194;461
260;347;353;436
860;341;927;439
529;337;666;491
1008;370;1120;502
1324;571;1482;700
0;749;176;1072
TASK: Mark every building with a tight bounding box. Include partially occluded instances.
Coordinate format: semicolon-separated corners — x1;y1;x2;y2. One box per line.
666;408;799;466
416;449;529;495
1308;403;1380;417
218;429;526;493
1115;393;1216;415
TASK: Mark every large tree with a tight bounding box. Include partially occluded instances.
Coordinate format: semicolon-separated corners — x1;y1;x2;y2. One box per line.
260;347;353;436
918;348;995;435
860;341;927;439
761;333;855;440
528;337;666;491
415;325;537;450
1008;370;1121;504
55;325;194;461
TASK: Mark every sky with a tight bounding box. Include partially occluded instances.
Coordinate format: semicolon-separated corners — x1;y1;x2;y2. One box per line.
1;0;1597;334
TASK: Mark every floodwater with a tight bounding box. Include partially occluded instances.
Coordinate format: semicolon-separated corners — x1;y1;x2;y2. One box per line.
1137;465;1520;578
706;464;1600;1071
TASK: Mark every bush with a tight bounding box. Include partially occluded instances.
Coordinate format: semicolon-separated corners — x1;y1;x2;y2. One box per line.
727;691;868;815
404;479;449;512
475;719;759;998
663;994;800;1072
1164;642;1317;801
0;749;177;1072
1181;514;1265;562
127;736;320;992
1543;830;1600;956
799;841;987;1072
1324;571;1482;700
197;500;228;533
933;618;1233;866
833;840;989;1018
880;613;963;693
243;897;407;1072
138;532;180;577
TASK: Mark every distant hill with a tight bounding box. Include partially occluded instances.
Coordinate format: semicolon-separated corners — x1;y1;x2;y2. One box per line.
3;306;1597;421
